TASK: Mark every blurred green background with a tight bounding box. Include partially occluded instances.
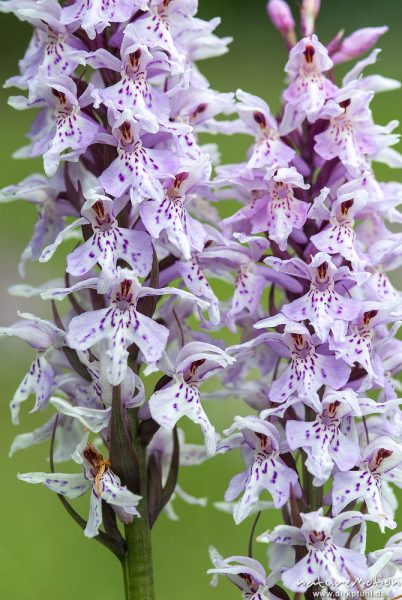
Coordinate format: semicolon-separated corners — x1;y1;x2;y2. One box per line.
1;1;402;598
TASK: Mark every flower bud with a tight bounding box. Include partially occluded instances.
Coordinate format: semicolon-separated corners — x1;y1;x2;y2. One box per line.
331;26;388;64
267;0;296;48
300;0;321;37
326;29;345;56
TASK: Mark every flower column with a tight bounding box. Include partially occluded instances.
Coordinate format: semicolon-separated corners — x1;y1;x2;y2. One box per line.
0;1;235;599
210;1;402;598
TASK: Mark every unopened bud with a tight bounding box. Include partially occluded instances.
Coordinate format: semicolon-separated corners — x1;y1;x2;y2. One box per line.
267;0;297;48
332;26;388;64
326;29;345;56
301;0;321;37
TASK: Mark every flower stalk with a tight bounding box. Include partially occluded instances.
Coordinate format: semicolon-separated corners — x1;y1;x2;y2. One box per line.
123;410;154;600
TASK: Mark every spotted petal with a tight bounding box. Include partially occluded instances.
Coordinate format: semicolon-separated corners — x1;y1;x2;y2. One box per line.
40;111;99;177
67;306;169;384
67;228;152;277
269;352;350;408
178;258;220;324
282;545;367;593
129;13;185;75
10;355;54;425
282;289;361;342
60;0;144;39
286;420;360;484
18;471;90;498
99;470;141;523
149;375;216;455
84;488;103;537
311;225;365;270
99;146;176;203
140;198;207;260
333;470;396;532
94;71;165;133
227;268;266;327
231;457;300;524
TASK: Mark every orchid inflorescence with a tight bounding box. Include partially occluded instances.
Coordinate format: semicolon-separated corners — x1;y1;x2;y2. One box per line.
2;0;402;598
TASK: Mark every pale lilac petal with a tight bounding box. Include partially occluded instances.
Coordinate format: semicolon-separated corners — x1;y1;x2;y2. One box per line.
149;376;216;454
331;431;361;472
99;146;176;204
129;311;169;366
84;488;103;537
50;397;110;433
9;415;57;457
0;314;63;350
100;470;141;513
10;356;54;425
118;229;153;277
61;0;142;39
224;470;248;502
66;236;103;276
18;471;90;498
227;269;266;323
178;258;220;324
40;217;86;263
281;555;315;593
286;420;311;451
316;354;351;390
140;198;207;260
282;289;361;341
67;307;111;351
42;113;99;177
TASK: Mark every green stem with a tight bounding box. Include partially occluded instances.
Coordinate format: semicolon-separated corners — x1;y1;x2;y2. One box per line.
123;410;155;600
303;457;323;510
122;561;129;598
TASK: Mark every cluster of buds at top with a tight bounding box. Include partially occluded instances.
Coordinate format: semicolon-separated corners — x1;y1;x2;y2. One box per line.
2;0;402;598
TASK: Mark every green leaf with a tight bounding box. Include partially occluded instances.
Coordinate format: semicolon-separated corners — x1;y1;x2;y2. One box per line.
150;427;179;528
268;585;290;600
51;300;92;382
136;247;160;319
146;454;163;523
110;385;140;494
